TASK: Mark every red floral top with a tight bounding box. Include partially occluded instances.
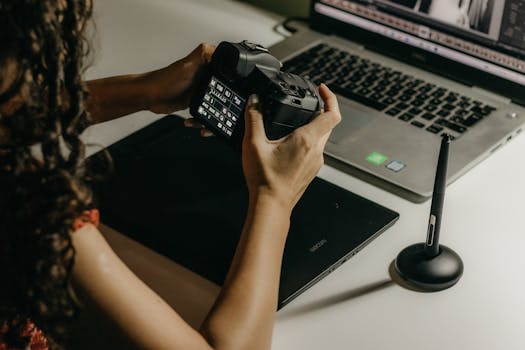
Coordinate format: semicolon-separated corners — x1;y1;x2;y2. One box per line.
72;208;100;232
0;320;48;350
0;209;100;350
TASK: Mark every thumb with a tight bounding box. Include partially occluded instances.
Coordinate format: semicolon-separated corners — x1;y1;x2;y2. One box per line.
244;94;266;142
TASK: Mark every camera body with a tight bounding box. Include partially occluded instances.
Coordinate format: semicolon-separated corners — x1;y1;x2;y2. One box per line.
190;41;323;148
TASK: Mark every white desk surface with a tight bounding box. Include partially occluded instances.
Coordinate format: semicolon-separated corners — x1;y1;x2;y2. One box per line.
85;1;525;349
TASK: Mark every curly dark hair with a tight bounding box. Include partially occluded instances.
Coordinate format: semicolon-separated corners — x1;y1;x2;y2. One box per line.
0;0;96;348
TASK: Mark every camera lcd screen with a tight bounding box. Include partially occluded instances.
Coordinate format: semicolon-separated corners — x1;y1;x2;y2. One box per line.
196;76;246;139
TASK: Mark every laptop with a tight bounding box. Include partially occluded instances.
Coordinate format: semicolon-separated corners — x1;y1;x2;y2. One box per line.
92;116;399;308
269;0;525;202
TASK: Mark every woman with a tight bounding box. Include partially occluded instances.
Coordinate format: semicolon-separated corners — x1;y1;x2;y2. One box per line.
0;0;341;349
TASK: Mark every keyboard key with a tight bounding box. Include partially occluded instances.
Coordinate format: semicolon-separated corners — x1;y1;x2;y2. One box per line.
461;114;483;127
445;95;458;103
451;116;465;125
424;104;438;112
370;92;384;100
437;109;451;117
382;97;396;105
356;88;371;95
386;89;399;96
386;108;402;116
411;121;426;128
471;105;494;116
436;119;467;133
344;82;358;90
458;101;471;108
399;113;414;121
396;102;410;110
393;84;405;91
418;84;434;92
455;109;470;117
411;99;425;107
334;77;347;85
422;112;436;120
408;107;422;116
426;125;444;134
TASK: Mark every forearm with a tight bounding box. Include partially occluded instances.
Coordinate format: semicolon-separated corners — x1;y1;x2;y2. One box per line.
72;225;214;350
200;194;292;350
85;74;152;124
83;44;215;125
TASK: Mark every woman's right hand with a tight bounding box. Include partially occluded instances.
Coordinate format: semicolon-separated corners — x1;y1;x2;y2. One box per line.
242;84;341;211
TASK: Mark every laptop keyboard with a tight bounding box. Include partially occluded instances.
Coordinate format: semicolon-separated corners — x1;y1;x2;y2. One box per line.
282;43;497;139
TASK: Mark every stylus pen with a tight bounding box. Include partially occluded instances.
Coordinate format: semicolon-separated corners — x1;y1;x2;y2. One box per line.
425;134;451;258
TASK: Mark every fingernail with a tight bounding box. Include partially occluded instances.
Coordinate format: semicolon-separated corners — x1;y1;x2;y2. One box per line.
248;94;260;106
185;119;203;128
201;129;214;137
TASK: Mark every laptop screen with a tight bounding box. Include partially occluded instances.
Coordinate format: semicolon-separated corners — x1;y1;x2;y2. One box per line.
313;0;525;85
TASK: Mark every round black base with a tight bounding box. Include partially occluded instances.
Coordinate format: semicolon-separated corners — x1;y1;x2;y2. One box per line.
394;243;463;292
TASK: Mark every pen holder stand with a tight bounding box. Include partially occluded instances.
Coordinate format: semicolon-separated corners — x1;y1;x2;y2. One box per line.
395;242;463;292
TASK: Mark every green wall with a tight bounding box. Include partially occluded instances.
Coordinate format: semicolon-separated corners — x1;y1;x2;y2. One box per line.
243;0;310;17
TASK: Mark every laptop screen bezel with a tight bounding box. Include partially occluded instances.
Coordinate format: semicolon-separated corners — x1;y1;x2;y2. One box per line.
309;1;525;106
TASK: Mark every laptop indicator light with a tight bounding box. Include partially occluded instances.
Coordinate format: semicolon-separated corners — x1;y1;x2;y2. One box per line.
366;151;388;165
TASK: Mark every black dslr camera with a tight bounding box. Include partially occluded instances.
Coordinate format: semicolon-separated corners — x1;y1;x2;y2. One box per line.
190;41;323;147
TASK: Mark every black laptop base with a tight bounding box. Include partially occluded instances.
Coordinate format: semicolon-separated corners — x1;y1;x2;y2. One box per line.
92;116;399;308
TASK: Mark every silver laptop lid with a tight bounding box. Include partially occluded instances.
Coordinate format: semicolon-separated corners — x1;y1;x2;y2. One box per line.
311;0;525;103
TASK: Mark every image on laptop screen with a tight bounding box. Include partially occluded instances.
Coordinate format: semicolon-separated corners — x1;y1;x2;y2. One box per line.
315;0;525;85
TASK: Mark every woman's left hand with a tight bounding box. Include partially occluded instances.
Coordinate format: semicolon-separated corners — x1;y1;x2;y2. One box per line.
144;43;215;114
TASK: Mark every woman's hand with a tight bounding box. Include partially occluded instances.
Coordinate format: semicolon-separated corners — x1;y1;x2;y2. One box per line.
144;43;216;114
200;88;340;348
242;84;341;211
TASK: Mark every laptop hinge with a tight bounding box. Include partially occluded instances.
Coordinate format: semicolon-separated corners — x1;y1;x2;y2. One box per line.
471;86;511;105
